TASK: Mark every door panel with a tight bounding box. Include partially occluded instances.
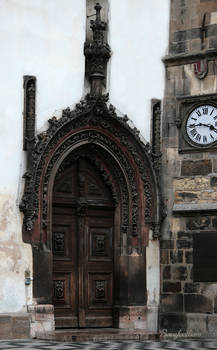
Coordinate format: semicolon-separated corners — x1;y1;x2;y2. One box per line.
52;158;114;328
53;212;78;328
84;213;113;327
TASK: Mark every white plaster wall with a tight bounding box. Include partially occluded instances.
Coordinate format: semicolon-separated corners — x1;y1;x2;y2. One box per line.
109;0;170;141
0;0;85;313
0;0;169;315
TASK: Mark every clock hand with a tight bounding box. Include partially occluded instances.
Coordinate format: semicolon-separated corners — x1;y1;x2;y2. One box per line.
210;125;217;133
188;123;209;127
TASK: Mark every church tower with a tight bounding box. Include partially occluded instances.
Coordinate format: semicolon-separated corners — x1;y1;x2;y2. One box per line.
161;0;217;336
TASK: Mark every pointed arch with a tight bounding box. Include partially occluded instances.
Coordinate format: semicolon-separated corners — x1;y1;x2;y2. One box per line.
20;94;161;315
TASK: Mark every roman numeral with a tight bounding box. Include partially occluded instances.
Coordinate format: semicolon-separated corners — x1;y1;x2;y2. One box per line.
203;107;208;115
195;134;201;141
191;117;197;121
203;136;207;143
190;129;197;137
210;109;214;116
196;110;201;117
214;116;217;120
210;134;214;140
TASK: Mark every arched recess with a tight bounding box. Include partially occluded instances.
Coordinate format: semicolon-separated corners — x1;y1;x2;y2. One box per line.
20;94;162;327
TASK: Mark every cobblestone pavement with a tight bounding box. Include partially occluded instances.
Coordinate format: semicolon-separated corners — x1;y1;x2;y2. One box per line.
1;339;217;350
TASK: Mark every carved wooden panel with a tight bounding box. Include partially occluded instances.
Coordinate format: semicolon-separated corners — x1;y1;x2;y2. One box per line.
79;158;113;203
88;273;113;308
52;224;72;261
53;280;65;300
53;162;78;201
52;213;78;328
53;272;78;328
84;213;114;327
89;227;112;261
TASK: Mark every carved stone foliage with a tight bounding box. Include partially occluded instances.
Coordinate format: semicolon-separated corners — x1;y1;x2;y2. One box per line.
23;76;36;151
20;93;160;246
151;100;162;178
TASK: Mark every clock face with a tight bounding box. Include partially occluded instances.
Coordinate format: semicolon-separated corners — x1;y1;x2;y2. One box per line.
186;105;217;145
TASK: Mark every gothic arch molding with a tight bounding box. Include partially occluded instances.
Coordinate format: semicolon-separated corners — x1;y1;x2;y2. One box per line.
20;94;162;307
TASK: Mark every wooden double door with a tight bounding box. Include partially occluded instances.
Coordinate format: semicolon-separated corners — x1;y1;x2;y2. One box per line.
52;158;114;328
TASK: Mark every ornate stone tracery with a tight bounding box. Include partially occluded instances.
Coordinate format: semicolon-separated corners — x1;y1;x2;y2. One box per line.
20;93;161;246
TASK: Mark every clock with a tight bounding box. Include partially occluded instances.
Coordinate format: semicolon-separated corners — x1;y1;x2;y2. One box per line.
185;104;217;146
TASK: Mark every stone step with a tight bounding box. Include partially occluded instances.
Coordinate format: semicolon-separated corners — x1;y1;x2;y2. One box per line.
36;328;159;342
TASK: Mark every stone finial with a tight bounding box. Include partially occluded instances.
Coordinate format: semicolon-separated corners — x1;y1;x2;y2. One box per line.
84;2;111;96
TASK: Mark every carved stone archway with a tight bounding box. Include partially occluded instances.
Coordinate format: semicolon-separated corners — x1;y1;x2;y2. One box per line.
20;2;163;331
20;93;162;328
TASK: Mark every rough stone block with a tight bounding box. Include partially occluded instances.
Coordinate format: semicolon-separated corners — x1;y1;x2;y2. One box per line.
176;191;198;202
0;314;30;339
186;217;211;230
212;216;217;228
12;316;30;339
206;24;217;37
177;239;193;249
163;282;181;293
170;250;183;264
172;265;188;280
0;316;12;339
212;159;217;173
184;294;213;313
177;231;192;239
163;265;171;280
184;282;200;293
173;30;187;42
174;177;209;191
160;240;175;249
185;251;193;263
207;315;217;337
170;41;187;54
213;295;217;313
211;176;217;187
161;250;169;264
181;160;212;176
160;312;187;333
187;313;207;336
161;294;183;313
188;27;201;40
28;304;55;339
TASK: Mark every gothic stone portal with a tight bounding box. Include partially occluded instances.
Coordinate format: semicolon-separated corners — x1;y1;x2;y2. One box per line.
20;95;160;329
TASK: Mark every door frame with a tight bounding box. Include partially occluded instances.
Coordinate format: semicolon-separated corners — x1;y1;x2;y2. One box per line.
52;156;116;328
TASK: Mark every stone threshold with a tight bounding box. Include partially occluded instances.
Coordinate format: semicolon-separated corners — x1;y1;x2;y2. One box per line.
36;328;159;342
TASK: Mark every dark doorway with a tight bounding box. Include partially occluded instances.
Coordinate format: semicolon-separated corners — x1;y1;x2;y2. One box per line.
52;157;114;328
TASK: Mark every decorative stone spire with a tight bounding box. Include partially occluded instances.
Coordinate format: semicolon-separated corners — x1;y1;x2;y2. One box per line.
84;2;111;96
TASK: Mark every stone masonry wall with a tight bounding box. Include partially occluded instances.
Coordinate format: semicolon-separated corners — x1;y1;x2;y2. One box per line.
161;0;217;336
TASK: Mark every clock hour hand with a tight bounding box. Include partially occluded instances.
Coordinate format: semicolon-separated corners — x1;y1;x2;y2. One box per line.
209;125;217;133
188;123;208;127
